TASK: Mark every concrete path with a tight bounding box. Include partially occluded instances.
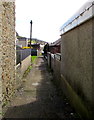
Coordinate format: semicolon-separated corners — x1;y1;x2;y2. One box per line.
3;57;81;119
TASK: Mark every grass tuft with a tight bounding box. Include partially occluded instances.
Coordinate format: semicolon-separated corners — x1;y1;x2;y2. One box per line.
23;56;37;78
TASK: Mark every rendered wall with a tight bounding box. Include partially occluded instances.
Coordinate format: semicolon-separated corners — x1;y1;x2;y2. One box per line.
0;1;15;108
50;54;55;71
53;54;61;87
47;52;61;87
21;55;31;75
61;18;94;119
0;1;2;117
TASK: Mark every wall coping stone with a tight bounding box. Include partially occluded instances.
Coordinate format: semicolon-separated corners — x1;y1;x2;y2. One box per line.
55;53;61;61
60;0;94;35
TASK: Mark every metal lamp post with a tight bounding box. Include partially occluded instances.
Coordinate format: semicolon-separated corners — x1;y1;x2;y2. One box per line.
30;20;32;55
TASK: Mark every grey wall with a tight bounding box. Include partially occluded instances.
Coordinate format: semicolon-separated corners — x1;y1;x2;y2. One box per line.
0;1;16;108
21;55;31;75
47;52;61;86
53;54;61;86
16;55;31;89
51;54;55;71
17;38;28;47
61;18;94;119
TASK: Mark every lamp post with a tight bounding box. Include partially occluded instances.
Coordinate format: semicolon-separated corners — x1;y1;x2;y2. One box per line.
30;20;32;55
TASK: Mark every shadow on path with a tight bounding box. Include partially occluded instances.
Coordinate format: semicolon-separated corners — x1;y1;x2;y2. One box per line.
3;57;81;120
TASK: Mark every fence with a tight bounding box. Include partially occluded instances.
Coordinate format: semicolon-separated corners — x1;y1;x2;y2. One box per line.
16;47;31;65
21;49;31;61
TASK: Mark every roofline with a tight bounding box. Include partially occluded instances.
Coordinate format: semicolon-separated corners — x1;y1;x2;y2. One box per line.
60;0;94;35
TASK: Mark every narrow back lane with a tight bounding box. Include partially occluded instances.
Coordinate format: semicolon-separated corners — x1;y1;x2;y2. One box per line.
3;57;81;119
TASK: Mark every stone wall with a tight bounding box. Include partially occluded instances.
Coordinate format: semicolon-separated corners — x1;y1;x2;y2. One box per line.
61;18;94;119
0;1;15;109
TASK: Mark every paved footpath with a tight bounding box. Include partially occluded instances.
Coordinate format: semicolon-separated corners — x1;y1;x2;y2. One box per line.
3;57;81;119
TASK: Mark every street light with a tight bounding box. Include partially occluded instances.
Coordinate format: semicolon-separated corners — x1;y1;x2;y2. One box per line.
30;20;32;55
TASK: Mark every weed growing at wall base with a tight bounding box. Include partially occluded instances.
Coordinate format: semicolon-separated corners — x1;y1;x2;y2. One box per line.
23;56;37;78
23;66;32;78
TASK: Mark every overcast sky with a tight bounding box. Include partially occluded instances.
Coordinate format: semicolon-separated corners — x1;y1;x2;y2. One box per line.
15;0;88;43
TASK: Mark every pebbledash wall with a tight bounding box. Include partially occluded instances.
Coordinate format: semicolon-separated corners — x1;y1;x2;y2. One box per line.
60;1;94;119
0;0;16;110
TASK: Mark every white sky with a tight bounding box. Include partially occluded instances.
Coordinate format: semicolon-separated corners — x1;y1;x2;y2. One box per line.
15;0;88;43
